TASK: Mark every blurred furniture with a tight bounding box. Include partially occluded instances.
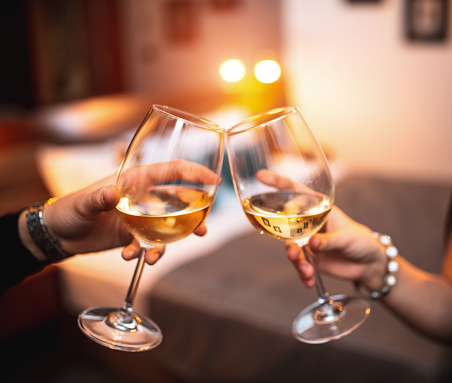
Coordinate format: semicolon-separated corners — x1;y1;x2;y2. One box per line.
101;175;452;383
0;139;50;214
32;112;452;381
31;91;232;142
3;96;451;381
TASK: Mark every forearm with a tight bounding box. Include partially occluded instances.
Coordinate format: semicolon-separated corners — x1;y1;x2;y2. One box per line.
346;227;452;343
381;256;452;344
1;211;48;294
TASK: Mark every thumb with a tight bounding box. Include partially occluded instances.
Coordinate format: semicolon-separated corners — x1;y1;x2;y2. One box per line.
309;230;350;254
80;184;120;217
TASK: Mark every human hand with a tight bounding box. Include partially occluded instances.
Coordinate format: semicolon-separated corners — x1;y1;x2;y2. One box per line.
256;168;322;196
286;207;387;290
42;172;208;266
119;159;221;193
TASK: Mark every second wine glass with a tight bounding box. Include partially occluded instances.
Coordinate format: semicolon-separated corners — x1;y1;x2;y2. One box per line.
226;106;370;344
78;105;225;351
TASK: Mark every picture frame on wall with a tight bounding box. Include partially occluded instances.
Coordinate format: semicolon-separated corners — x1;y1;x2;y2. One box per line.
405;0;448;42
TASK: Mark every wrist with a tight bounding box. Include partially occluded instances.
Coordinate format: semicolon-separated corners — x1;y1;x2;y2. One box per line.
19;209;48;262
360;235;389;289
21;199;72;263
355;232;399;300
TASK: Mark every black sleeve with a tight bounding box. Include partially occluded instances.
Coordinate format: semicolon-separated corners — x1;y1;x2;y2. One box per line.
0;211;49;295
446;193;452;247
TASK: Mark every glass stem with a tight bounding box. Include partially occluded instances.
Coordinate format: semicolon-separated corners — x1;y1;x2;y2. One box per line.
121;248;146;315
302;245;330;304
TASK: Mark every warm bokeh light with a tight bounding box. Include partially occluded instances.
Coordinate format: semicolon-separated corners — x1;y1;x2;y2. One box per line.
219;59;246;83
254;59;281;84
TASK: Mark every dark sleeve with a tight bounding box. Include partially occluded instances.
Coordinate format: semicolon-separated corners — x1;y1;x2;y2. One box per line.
0;211;49;295
446;193;452;246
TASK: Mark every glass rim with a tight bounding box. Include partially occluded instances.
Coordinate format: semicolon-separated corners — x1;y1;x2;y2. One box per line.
227;106;298;135
153;104;224;133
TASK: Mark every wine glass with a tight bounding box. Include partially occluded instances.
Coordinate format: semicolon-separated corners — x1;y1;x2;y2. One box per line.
226;106;370;344
78;105;225;351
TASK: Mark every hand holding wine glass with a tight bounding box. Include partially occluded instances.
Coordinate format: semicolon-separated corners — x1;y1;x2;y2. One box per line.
78;105;225;351
227;106;370;344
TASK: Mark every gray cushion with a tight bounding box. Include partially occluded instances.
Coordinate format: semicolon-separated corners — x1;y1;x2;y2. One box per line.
146;176;452;382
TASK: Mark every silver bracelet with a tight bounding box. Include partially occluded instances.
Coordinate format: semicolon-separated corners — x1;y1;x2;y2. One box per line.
354;232;399;300
25;198;72;263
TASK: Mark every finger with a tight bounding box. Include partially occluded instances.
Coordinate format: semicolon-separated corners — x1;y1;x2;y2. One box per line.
301;270;316;288
121;239;142;261
146;160;219;186
309;235;323;252
257;169;295;190
101;185;121;210
144;246;165;265
309;231;351;254
291;255;316;288
79;184;120;217
256;169;321;196
122;240;165;265
285;241;301;261
285;241;316;288
174;160;219;185
194;224;207;237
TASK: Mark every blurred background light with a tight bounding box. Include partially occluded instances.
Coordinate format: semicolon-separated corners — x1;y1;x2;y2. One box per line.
254;59;281;84
219;59;246;83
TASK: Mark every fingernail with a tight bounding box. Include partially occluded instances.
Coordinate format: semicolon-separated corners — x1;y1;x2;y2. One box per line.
310;236;321;251
148;253;158;265
300;263;308;274
122;249;133;259
100;187;107;204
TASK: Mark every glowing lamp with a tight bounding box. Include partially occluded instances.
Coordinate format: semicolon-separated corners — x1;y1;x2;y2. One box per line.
254;59;281;84
219;59;246;83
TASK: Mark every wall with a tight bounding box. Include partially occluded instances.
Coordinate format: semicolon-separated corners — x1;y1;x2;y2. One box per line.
282;0;452;182
118;0;281;98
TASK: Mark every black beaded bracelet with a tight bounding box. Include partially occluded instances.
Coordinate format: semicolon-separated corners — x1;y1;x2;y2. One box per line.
25;199;71;263
354;232;399;300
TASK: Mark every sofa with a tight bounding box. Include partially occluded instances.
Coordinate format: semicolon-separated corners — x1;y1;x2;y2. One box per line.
99;175;452;383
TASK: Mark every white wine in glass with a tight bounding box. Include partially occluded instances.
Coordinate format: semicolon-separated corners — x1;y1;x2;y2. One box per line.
227;106;370;344
78;105;225;351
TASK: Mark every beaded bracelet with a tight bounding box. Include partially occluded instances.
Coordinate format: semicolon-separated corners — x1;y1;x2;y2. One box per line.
354;232;399;300
25;198;72;263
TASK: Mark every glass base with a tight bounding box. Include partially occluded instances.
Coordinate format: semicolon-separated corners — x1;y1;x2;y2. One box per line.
292;294;370;344
78;306;162;352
